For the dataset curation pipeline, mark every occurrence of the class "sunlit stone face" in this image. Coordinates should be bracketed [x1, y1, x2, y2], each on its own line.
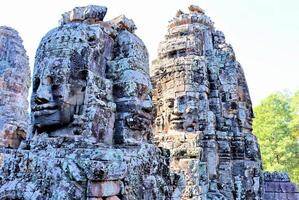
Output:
[156, 87, 200, 133]
[31, 56, 87, 132]
[114, 70, 153, 132]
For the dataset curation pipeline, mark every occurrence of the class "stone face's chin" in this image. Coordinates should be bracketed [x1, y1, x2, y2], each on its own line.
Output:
[33, 111, 63, 129]
[32, 101, 77, 131]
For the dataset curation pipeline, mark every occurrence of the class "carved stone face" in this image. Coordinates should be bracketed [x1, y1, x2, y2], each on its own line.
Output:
[114, 70, 153, 132]
[156, 88, 200, 133]
[31, 56, 86, 132]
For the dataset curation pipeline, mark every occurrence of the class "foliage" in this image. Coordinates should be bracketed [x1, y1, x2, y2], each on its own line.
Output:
[253, 91, 299, 185]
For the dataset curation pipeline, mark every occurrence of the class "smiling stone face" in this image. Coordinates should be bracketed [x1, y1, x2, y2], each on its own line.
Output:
[155, 87, 202, 133]
[31, 56, 87, 132]
[30, 19, 116, 141]
[169, 93, 199, 131]
[152, 54, 209, 135]
[107, 26, 153, 144]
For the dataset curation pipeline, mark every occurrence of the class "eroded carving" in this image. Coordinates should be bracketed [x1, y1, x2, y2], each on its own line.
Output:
[31, 9, 115, 143]
[152, 5, 263, 199]
[0, 5, 173, 200]
[107, 16, 153, 144]
[0, 26, 30, 149]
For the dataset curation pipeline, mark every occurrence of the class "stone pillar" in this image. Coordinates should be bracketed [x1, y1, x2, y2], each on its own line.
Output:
[0, 26, 30, 149]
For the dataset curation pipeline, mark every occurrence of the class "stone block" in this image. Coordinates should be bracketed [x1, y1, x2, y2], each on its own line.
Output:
[106, 196, 120, 200]
[87, 181, 121, 197]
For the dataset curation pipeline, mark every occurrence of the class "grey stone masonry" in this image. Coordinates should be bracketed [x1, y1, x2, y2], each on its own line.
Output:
[152, 5, 263, 200]
[263, 172, 299, 200]
[0, 26, 30, 149]
[0, 4, 298, 200]
[0, 5, 173, 200]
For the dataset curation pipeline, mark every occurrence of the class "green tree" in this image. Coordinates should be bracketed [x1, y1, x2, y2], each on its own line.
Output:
[253, 91, 299, 184]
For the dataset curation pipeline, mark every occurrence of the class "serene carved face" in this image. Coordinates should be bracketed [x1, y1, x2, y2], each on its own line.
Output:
[157, 89, 200, 132]
[31, 57, 87, 132]
[114, 70, 153, 132]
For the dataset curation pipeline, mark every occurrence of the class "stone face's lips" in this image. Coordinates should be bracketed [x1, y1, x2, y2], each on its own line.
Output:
[170, 115, 184, 124]
[170, 119, 184, 124]
[32, 103, 58, 116]
[32, 102, 58, 111]
[33, 109, 58, 117]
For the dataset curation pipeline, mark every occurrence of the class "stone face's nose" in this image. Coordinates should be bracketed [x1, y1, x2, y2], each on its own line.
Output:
[141, 95, 153, 113]
[35, 84, 53, 104]
[173, 99, 184, 115]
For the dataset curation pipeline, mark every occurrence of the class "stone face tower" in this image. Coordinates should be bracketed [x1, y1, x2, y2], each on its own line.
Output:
[0, 4, 297, 200]
[0, 26, 30, 149]
[152, 5, 263, 199]
[0, 6, 172, 200]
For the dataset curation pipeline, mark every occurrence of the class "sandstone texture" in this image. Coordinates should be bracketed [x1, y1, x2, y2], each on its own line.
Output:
[263, 172, 299, 200]
[0, 4, 298, 200]
[0, 5, 172, 200]
[151, 6, 263, 200]
[0, 26, 30, 149]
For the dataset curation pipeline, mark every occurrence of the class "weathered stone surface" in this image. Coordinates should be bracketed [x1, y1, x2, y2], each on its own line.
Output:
[0, 4, 297, 200]
[107, 15, 152, 144]
[0, 26, 30, 149]
[0, 5, 172, 200]
[263, 172, 299, 200]
[0, 146, 125, 199]
[61, 5, 108, 25]
[106, 196, 121, 200]
[152, 5, 263, 199]
[87, 180, 121, 197]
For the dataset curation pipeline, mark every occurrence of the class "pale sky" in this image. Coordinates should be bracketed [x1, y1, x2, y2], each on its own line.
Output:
[0, 0, 298, 105]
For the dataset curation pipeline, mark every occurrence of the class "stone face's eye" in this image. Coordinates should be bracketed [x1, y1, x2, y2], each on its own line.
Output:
[88, 36, 96, 43]
[166, 99, 174, 108]
[33, 77, 40, 91]
[178, 96, 185, 104]
[51, 84, 59, 91]
[159, 100, 163, 106]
